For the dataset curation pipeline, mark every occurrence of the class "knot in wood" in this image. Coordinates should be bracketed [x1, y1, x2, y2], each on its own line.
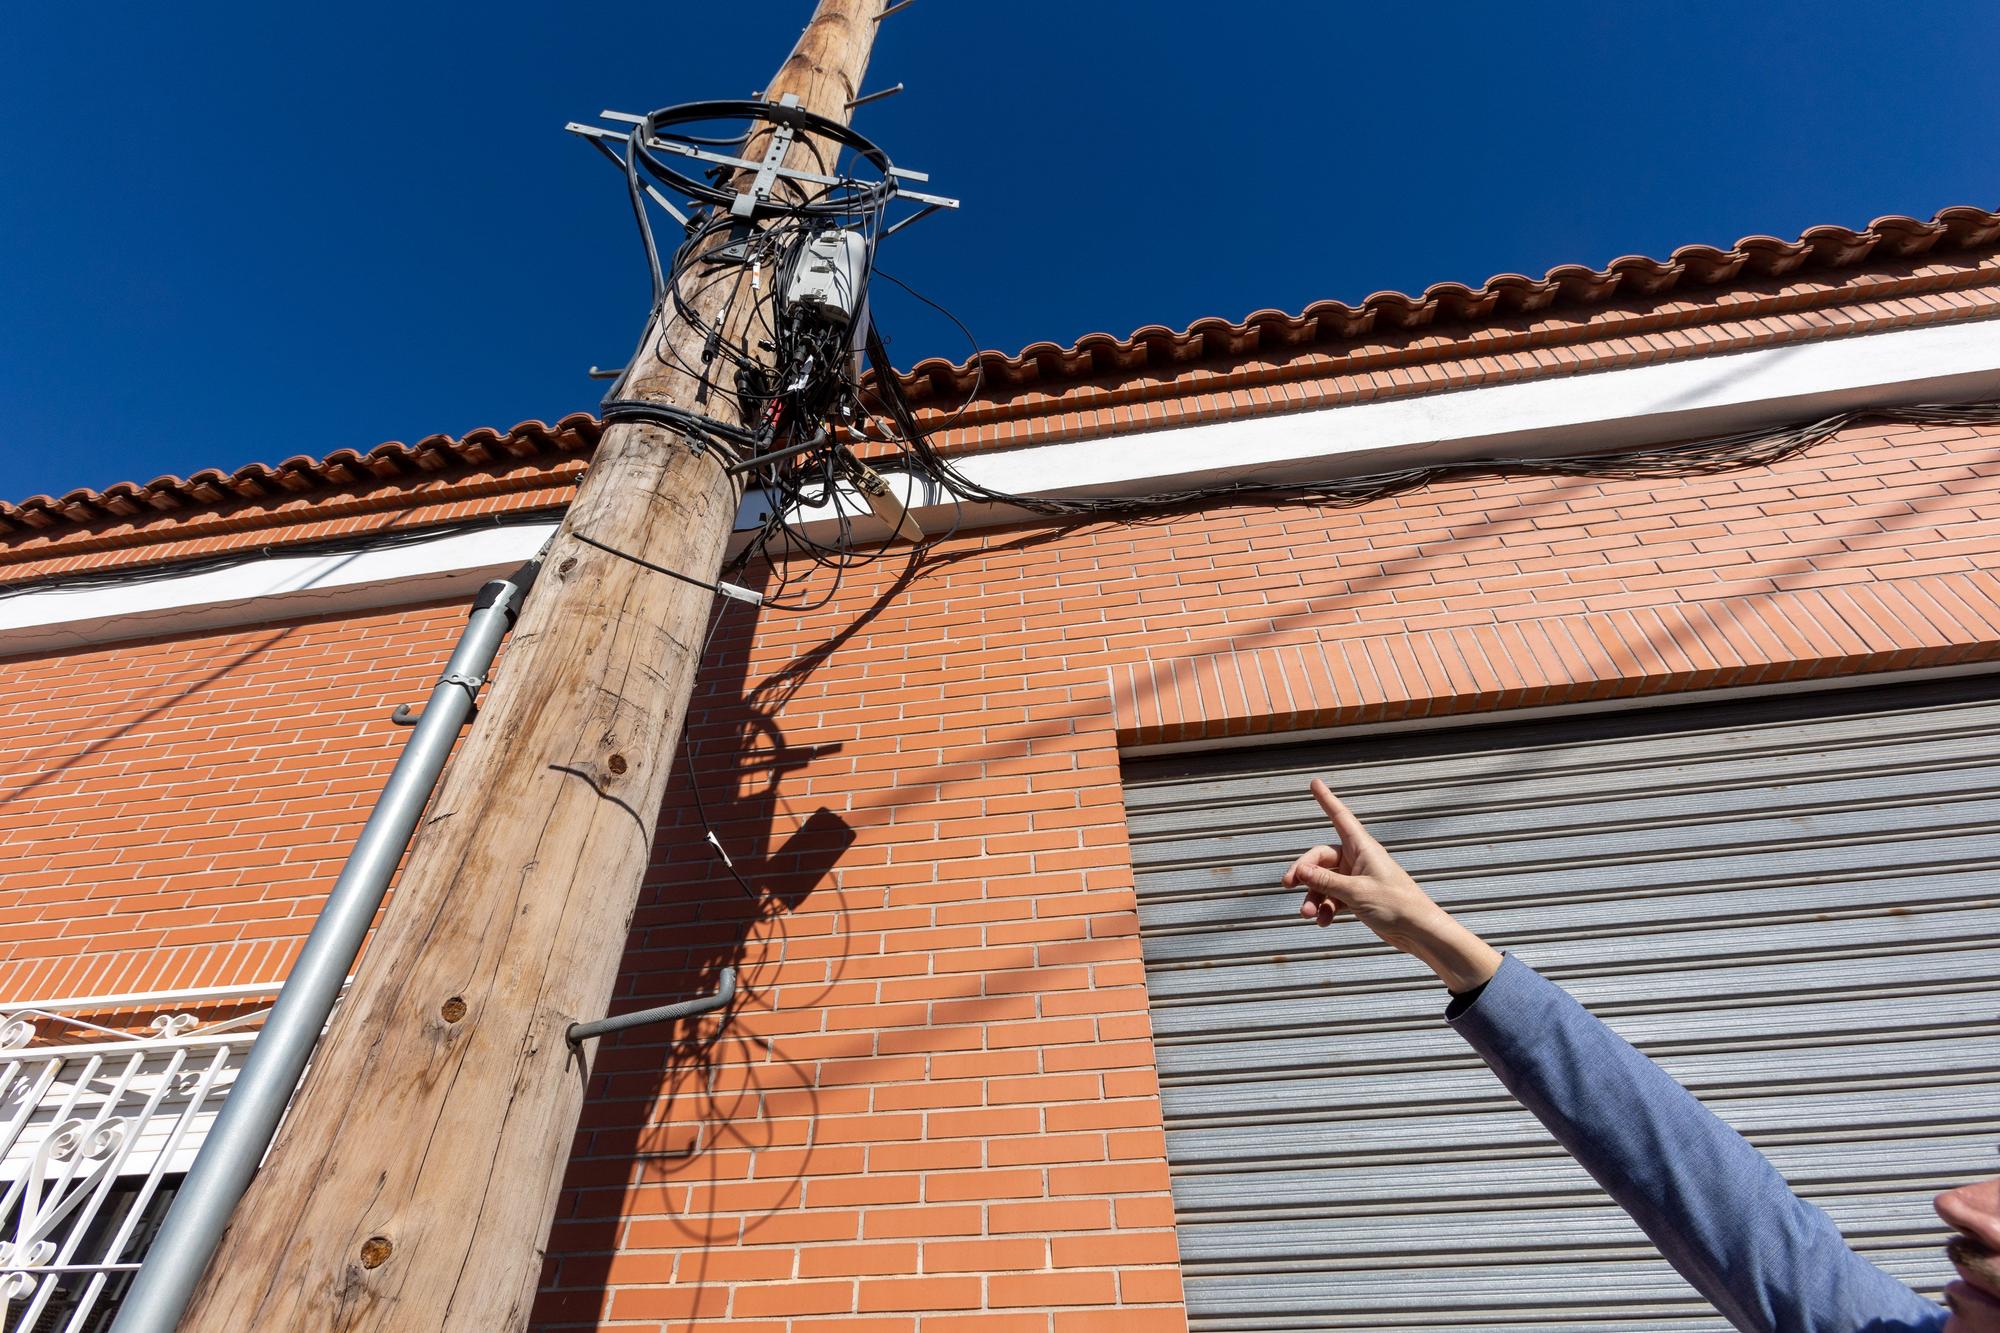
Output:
[440, 997, 467, 1024]
[359, 1236, 393, 1269]
[606, 754, 629, 776]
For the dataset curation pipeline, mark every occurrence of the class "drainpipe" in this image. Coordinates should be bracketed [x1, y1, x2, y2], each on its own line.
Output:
[110, 549, 544, 1333]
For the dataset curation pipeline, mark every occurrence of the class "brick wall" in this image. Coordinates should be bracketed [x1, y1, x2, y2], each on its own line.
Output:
[0, 603, 472, 999]
[3, 415, 1999, 1331]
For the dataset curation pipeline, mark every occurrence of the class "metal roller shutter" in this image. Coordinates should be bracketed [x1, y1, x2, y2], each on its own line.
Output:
[1124, 674, 2000, 1331]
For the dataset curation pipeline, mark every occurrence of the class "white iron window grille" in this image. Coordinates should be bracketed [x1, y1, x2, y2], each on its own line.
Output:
[0, 981, 284, 1333]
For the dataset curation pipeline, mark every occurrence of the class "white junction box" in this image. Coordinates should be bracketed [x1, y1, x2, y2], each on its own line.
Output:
[784, 230, 870, 325]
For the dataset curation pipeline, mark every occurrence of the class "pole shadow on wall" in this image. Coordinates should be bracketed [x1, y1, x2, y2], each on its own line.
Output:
[525, 549, 932, 1328]
[524, 519, 1123, 1327]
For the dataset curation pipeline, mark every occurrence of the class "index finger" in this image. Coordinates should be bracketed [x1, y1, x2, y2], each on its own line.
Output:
[1310, 778, 1369, 849]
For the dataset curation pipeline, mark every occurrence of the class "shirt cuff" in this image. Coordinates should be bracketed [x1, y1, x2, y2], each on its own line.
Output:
[1444, 977, 1491, 1021]
[1442, 951, 1546, 1037]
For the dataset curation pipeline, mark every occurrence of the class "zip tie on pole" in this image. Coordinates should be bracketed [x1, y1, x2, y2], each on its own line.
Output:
[705, 830, 734, 866]
[571, 532, 764, 605]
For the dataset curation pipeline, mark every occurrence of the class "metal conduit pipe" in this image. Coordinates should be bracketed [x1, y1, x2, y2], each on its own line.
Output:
[567, 965, 737, 1043]
[110, 551, 544, 1333]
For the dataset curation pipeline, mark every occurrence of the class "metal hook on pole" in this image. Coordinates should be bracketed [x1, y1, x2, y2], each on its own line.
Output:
[566, 967, 737, 1045]
[845, 82, 904, 110]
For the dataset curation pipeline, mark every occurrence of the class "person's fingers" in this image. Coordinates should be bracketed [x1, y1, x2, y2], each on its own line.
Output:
[1948, 1236, 2000, 1299]
[1939, 1179, 2000, 1251]
[1295, 858, 1363, 900]
[1284, 846, 1334, 891]
[1944, 1276, 2000, 1330]
[1310, 778, 1371, 852]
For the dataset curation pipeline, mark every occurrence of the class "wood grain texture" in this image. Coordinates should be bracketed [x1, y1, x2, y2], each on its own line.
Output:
[175, 3, 884, 1328]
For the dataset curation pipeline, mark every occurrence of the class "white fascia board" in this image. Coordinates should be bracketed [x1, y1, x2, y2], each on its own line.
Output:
[0, 521, 559, 658]
[739, 315, 2000, 546]
[10, 316, 2000, 654]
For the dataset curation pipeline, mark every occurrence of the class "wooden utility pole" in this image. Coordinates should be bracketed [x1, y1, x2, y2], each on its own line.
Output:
[175, 4, 887, 1328]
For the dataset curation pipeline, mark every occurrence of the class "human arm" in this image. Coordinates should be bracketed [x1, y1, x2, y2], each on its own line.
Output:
[1287, 779, 1948, 1333]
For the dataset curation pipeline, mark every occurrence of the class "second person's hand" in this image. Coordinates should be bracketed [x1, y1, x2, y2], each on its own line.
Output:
[1285, 778, 1502, 994]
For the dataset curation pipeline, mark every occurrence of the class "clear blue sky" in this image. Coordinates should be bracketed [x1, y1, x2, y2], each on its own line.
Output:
[4, 1, 1996, 502]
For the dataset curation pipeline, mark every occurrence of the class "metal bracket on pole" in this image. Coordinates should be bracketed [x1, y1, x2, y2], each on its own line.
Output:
[567, 966, 736, 1045]
[732, 93, 802, 219]
[568, 107, 960, 214]
[389, 670, 489, 726]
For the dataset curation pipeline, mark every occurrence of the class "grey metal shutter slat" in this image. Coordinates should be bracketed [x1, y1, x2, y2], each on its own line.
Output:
[1122, 690, 2000, 813]
[1162, 992, 1997, 1081]
[1135, 769, 2000, 893]
[1167, 1133, 1986, 1215]
[1152, 951, 2000, 1037]
[1138, 826, 2000, 899]
[1127, 732, 2000, 837]
[1127, 674, 2000, 1331]
[1167, 1080, 1998, 1147]
[1142, 872, 2000, 963]
[1176, 1193, 1952, 1261]
[1159, 1035, 1994, 1122]
[1142, 903, 1991, 1004]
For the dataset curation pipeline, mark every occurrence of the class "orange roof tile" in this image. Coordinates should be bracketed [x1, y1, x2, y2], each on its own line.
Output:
[7, 206, 1998, 534]
[894, 207, 2000, 402]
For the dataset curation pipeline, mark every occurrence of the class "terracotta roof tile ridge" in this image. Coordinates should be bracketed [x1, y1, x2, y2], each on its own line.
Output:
[2, 413, 603, 535]
[8, 205, 1999, 534]
[892, 205, 2000, 401]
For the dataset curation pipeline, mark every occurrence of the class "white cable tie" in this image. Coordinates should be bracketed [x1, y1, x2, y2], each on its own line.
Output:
[705, 830, 735, 867]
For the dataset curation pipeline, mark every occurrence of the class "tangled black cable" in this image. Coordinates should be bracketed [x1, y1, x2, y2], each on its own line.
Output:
[586, 101, 2000, 610]
[589, 100, 918, 617]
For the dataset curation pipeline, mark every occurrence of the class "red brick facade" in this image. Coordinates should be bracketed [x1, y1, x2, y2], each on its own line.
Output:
[5, 251, 2000, 1329]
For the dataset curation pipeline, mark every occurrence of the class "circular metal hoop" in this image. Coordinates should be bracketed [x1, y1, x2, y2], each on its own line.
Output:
[634, 99, 899, 218]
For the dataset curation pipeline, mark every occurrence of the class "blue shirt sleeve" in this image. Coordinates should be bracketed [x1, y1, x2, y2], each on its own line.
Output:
[1446, 954, 1946, 1333]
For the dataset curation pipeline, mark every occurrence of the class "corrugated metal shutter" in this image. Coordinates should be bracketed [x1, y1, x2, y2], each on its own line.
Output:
[1124, 674, 2000, 1331]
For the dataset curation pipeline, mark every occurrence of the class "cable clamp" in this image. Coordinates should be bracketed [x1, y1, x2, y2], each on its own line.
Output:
[389, 670, 489, 726]
[572, 532, 764, 606]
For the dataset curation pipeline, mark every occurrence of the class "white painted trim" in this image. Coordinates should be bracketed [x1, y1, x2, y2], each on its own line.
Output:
[1115, 661, 2000, 760]
[0, 979, 291, 1012]
[9, 315, 2000, 653]
[0, 521, 558, 658]
[747, 315, 2000, 546]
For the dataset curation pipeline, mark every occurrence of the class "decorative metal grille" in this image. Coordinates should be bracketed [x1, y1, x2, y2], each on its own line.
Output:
[0, 982, 279, 1333]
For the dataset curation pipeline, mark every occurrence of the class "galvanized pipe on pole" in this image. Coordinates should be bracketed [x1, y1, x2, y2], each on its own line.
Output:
[109, 555, 541, 1333]
[162, 7, 886, 1329]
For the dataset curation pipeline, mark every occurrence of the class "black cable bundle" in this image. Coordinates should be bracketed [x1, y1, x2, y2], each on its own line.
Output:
[858, 286, 2000, 521]
[587, 99, 2000, 604]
